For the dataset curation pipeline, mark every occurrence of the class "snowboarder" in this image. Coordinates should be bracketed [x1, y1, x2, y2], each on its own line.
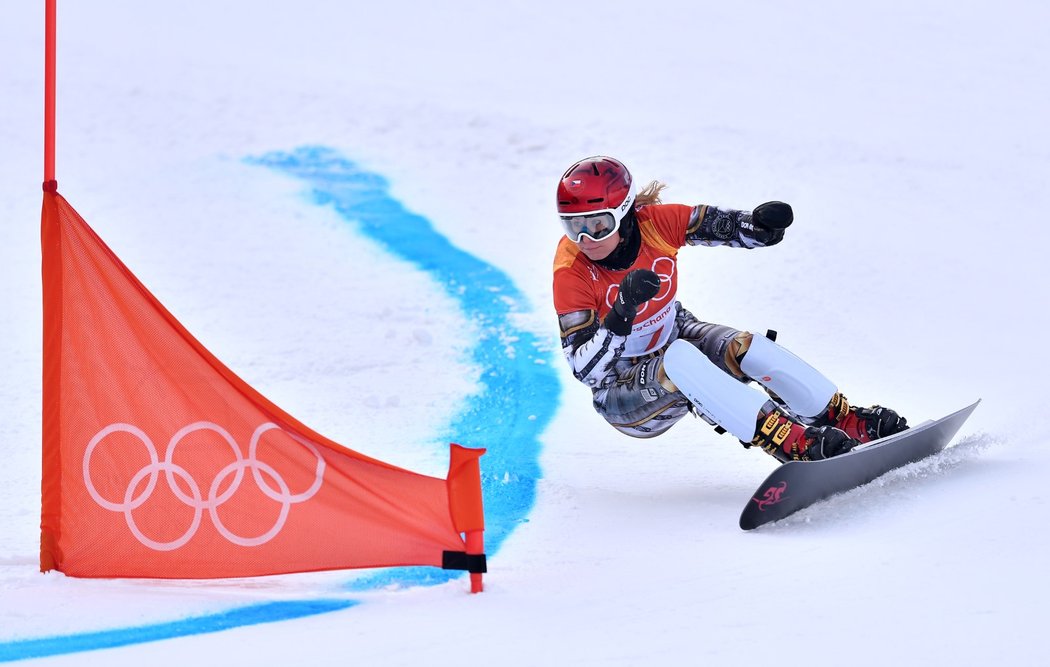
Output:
[552, 156, 908, 462]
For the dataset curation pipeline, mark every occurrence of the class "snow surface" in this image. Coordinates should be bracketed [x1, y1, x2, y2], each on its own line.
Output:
[2, 0, 1049, 664]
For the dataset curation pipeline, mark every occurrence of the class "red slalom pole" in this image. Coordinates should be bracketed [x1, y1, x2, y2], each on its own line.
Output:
[466, 530, 484, 593]
[44, 0, 57, 192]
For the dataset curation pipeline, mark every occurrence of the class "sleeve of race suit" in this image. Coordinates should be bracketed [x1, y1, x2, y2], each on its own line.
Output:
[557, 310, 626, 388]
[684, 205, 783, 248]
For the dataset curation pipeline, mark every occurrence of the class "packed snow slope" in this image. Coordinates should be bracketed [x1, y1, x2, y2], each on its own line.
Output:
[1, 0, 1048, 665]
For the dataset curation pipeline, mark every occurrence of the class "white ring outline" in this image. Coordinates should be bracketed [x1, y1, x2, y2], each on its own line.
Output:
[84, 423, 159, 512]
[605, 255, 677, 317]
[124, 461, 203, 551]
[82, 421, 326, 551]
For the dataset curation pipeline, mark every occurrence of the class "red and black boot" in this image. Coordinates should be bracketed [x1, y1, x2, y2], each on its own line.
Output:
[751, 404, 859, 463]
[816, 393, 908, 444]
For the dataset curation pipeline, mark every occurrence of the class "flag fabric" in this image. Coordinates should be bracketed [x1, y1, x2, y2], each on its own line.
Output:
[40, 192, 485, 579]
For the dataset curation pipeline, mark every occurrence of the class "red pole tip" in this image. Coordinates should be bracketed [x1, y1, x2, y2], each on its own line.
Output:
[44, 0, 57, 184]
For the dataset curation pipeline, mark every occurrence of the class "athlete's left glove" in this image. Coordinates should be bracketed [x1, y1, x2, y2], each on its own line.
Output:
[604, 269, 661, 336]
[746, 201, 793, 246]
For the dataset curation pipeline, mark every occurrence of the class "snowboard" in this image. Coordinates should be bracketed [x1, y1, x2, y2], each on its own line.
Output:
[739, 400, 980, 530]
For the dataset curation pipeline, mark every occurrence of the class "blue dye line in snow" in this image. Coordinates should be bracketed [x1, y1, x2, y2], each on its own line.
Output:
[0, 148, 557, 662]
[0, 600, 357, 663]
[249, 146, 559, 589]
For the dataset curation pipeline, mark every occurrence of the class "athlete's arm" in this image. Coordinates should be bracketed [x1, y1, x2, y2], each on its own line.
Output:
[685, 201, 793, 248]
[557, 310, 625, 388]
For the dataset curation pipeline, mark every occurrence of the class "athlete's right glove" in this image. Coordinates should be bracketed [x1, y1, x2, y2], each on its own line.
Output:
[604, 269, 661, 336]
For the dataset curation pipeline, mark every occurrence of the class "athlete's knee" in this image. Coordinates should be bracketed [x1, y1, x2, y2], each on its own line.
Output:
[609, 415, 684, 439]
[593, 370, 691, 438]
[675, 320, 749, 379]
[603, 396, 691, 438]
[725, 331, 754, 380]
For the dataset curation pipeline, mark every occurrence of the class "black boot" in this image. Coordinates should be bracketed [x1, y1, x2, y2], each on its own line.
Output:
[813, 393, 908, 443]
[752, 406, 860, 463]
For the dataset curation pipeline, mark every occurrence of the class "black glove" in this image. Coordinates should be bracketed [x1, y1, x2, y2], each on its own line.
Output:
[748, 201, 793, 246]
[603, 269, 661, 336]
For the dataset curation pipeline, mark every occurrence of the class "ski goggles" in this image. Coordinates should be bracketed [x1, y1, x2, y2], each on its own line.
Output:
[560, 210, 624, 243]
[559, 181, 637, 243]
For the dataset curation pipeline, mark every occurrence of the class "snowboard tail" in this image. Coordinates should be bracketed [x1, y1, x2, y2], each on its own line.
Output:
[739, 400, 980, 530]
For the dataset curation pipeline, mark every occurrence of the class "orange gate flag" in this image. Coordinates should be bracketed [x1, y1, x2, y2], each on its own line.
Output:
[40, 192, 486, 582]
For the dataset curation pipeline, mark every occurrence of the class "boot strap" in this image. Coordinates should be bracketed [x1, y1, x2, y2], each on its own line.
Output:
[751, 410, 795, 462]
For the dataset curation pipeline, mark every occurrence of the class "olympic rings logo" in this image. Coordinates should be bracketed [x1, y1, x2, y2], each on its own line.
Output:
[83, 421, 325, 551]
[606, 256, 676, 316]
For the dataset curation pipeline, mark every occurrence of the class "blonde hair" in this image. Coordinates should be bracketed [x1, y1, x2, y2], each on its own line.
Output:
[635, 180, 667, 207]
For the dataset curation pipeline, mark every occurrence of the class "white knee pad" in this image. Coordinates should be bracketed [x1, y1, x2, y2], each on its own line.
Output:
[664, 340, 768, 442]
[739, 334, 837, 418]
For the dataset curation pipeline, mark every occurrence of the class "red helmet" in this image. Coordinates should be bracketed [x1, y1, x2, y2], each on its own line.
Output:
[556, 156, 636, 242]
